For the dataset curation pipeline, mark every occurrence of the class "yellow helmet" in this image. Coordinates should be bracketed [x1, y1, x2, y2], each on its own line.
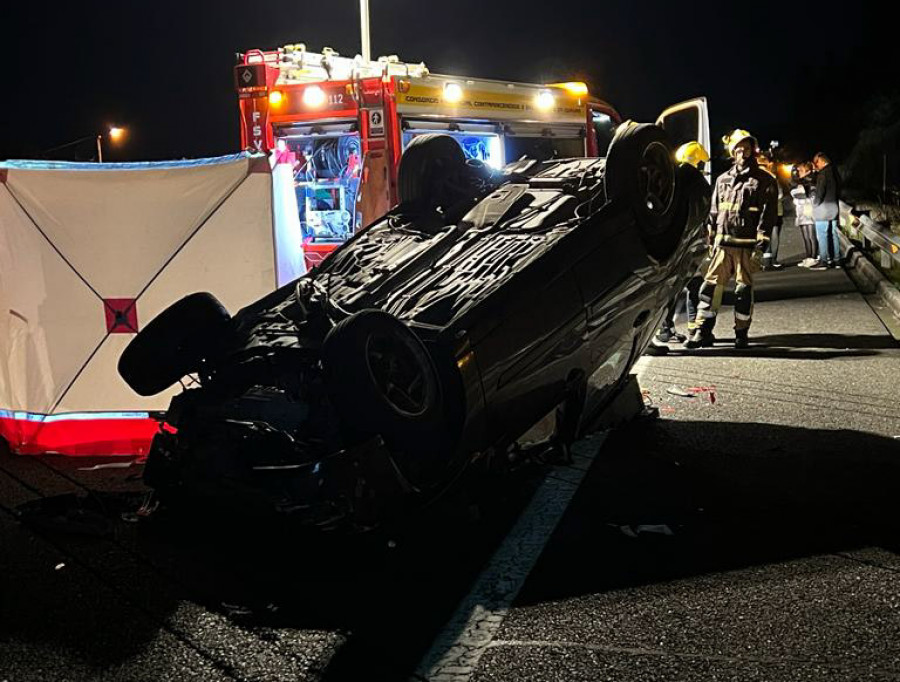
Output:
[675, 141, 710, 168]
[722, 129, 758, 157]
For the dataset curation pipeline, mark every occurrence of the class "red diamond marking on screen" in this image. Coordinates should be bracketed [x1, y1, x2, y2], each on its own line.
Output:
[104, 299, 139, 334]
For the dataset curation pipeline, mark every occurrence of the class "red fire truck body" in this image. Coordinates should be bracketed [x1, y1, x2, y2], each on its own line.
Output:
[235, 45, 623, 270]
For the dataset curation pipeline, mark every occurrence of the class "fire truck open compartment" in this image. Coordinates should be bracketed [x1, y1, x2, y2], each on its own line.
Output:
[401, 120, 503, 169]
[400, 120, 588, 167]
[502, 123, 587, 162]
[273, 122, 362, 243]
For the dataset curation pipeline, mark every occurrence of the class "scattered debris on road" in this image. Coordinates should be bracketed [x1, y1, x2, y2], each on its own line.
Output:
[666, 385, 718, 403]
[614, 523, 676, 538]
[687, 385, 718, 403]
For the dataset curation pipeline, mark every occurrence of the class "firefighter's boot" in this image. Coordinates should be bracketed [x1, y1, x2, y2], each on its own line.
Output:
[734, 328, 750, 349]
[684, 328, 715, 349]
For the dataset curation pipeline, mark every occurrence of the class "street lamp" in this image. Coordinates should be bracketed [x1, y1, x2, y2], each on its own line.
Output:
[41, 126, 127, 162]
[360, 0, 371, 60]
[96, 126, 126, 163]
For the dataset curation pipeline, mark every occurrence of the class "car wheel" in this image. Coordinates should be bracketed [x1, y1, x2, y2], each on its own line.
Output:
[605, 122, 679, 259]
[397, 134, 467, 211]
[118, 292, 231, 396]
[322, 310, 449, 478]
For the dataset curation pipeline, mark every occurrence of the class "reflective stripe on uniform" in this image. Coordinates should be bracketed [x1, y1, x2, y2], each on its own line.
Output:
[696, 281, 725, 332]
[734, 282, 754, 326]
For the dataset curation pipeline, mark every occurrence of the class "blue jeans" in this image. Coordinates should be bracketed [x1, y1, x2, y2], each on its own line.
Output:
[815, 219, 842, 264]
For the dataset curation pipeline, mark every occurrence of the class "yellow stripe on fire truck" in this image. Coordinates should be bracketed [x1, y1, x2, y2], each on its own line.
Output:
[396, 83, 585, 123]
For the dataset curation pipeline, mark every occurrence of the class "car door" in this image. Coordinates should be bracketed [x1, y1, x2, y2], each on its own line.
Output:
[656, 97, 711, 183]
[575, 99, 711, 424]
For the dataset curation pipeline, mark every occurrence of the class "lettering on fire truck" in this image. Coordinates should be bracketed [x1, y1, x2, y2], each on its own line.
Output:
[251, 111, 263, 151]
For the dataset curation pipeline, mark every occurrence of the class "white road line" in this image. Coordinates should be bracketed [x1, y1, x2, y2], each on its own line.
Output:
[487, 640, 825, 666]
[414, 431, 609, 681]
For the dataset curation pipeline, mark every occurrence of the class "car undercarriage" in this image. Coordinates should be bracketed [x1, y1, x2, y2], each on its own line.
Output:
[119, 124, 711, 530]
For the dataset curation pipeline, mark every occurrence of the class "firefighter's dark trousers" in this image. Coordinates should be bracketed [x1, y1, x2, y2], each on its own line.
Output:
[696, 246, 759, 332]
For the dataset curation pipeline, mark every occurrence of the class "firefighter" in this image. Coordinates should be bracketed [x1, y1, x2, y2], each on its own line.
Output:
[676, 142, 712, 341]
[676, 140, 711, 171]
[685, 129, 778, 350]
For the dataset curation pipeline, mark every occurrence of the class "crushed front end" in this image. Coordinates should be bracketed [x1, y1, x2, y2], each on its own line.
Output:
[137, 279, 428, 531]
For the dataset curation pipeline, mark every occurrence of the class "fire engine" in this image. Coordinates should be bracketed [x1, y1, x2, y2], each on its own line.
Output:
[235, 44, 709, 270]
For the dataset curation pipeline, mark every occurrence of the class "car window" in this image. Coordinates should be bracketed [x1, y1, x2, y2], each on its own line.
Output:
[658, 106, 700, 149]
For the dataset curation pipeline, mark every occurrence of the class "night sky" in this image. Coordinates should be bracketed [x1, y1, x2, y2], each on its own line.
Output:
[1, 0, 888, 164]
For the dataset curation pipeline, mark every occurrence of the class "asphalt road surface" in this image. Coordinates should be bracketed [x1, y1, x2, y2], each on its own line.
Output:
[2, 222, 899, 681]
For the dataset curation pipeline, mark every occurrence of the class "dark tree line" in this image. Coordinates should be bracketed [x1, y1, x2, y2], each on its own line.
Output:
[843, 91, 900, 203]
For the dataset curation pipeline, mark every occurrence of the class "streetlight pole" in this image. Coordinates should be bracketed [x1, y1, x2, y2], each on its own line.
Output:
[38, 127, 124, 161]
[360, 0, 371, 61]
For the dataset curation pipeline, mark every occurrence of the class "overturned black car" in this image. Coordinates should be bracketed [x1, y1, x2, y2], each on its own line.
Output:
[120, 122, 711, 530]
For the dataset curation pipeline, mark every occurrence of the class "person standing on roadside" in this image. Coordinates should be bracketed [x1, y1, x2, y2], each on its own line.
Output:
[791, 162, 819, 266]
[765, 181, 784, 269]
[810, 152, 843, 269]
[686, 130, 778, 350]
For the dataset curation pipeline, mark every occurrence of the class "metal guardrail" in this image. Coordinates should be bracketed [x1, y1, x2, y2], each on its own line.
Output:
[840, 201, 900, 274]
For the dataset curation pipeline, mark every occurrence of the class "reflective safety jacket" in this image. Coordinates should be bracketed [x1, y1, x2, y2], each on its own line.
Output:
[708, 160, 778, 248]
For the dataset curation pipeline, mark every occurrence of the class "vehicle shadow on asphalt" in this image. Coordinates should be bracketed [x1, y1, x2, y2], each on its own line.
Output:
[514, 418, 900, 607]
[748, 333, 899, 350]
[661, 330, 897, 359]
[135, 461, 551, 681]
[0, 497, 187, 673]
[0, 439, 550, 681]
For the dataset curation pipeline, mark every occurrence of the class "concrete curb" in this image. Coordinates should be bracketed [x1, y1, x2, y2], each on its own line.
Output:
[839, 230, 900, 321]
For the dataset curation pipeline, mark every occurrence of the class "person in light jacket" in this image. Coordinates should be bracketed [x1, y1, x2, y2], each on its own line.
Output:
[791, 162, 818, 267]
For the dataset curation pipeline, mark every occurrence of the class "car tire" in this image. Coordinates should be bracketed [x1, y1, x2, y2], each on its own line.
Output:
[605, 122, 679, 260]
[397, 134, 467, 211]
[118, 292, 231, 396]
[322, 310, 448, 476]
[676, 162, 712, 235]
[662, 162, 713, 258]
